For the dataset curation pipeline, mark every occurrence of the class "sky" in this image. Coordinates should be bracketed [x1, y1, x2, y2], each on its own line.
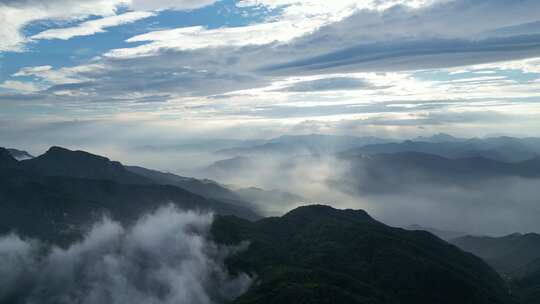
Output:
[1, 0, 540, 154]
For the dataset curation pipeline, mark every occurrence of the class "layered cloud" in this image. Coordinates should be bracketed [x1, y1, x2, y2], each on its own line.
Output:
[1, 0, 540, 145]
[15, 0, 538, 99]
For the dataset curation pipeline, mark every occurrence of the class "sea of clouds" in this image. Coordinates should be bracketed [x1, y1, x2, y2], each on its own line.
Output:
[0, 205, 252, 304]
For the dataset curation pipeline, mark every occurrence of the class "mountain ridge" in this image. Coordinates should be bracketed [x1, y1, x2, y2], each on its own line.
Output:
[212, 205, 513, 304]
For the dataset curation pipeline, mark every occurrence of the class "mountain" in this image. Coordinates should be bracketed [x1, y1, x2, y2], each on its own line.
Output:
[347, 137, 540, 163]
[513, 263, 540, 304]
[413, 133, 463, 143]
[451, 233, 540, 278]
[406, 224, 467, 241]
[0, 147, 18, 168]
[7, 148, 34, 160]
[20, 146, 151, 184]
[212, 205, 512, 304]
[126, 165, 243, 202]
[235, 187, 307, 215]
[20, 146, 256, 204]
[451, 233, 540, 304]
[136, 138, 265, 153]
[336, 152, 540, 194]
[205, 156, 255, 177]
[124, 166, 305, 216]
[0, 147, 259, 244]
[217, 134, 393, 157]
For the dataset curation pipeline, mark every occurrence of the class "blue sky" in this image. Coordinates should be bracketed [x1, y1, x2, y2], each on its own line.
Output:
[1, 0, 540, 154]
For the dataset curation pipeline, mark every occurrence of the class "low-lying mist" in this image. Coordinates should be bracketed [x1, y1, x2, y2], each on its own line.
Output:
[201, 153, 540, 236]
[0, 206, 252, 304]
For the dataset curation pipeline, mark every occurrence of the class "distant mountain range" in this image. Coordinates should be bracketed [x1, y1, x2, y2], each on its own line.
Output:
[207, 150, 540, 196]
[346, 136, 540, 163]
[204, 134, 540, 191]
[199, 134, 540, 239]
[337, 152, 540, 194]
[216, 134, 394, 156]
[211, 134, 540, 163]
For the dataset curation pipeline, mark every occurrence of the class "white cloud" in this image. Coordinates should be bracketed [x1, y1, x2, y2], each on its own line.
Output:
[108, 0, 409, 58]
[106, 21, 320, 58]
[32, 11, 156, 41]
[0, 0, 125, 52]
[0, 206, 252, 304]
[130, 0, 217, 11]
[466, 57, 540, 74]
[13, 64, 104, 85]
[0, 80, 43, 93]
[3, 0, 540, 138]
[107, 0, 440, 58]
[0, 0, 218, 52]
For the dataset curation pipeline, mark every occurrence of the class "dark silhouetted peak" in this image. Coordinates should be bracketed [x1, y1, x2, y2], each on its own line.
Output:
[0, 147, 18, 167]
[7, 148, 34, 161]
[22, 146, 150, 184]
[283, 204, 374, 225]
[43, 146, 110, 163]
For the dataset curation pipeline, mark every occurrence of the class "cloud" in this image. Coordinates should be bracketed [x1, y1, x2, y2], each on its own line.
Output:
[2, 0, 540, 140]
[13, 64, 105, 85]
[0, 205, 252, 304]
[279, 76, 388, 92]
[70, 0, 540, 103]
[107, 22, 317, 58]
[0, 0, 125, 52]
[106, 0, 396, 58]
[129, 0, 217, 11]
[263, 35, 540, 75]
[458, 57, 540, 74]
[258, 0, 540, 74]
[0, 80, 43, 93]
[32, 11, 156, 41]
[0, 0, 218, 52]
[0, 93, 45, 101]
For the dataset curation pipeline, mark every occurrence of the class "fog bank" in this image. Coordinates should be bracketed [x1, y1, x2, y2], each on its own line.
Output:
[0, 205, 252, 304]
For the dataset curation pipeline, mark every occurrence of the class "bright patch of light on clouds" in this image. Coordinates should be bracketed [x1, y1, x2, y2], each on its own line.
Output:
[130, 0, 217, 11]
[32, 11, 156, 41]
[13, 64, 104, 85]
[0, 0, 125, 52]
[450, 57, 540, 74]
[107, 0, 441, 58]
[106, 22, 321, 58]
[0, 0, 219, 52]
[0, 80, 43, 93]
